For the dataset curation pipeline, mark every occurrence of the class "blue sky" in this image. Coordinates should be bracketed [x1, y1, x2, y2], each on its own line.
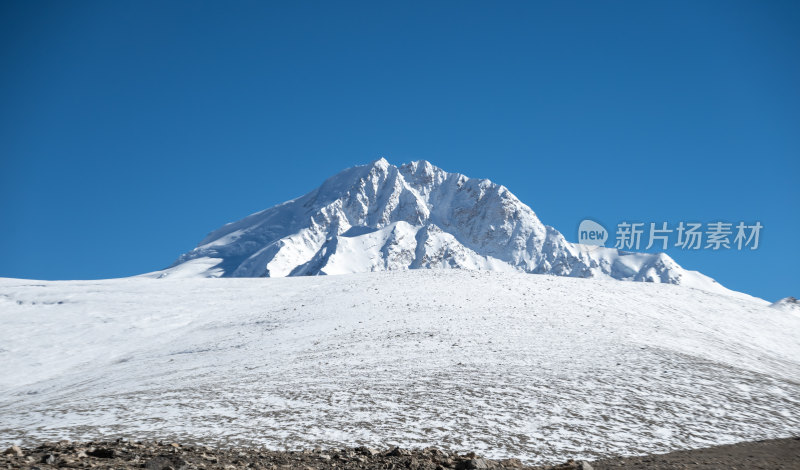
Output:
[1, 1, 797, 300]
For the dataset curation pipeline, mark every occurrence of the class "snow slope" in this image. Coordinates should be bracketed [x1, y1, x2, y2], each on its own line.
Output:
[771, 296, 800, 316]
[161, 159, 728, 294]
[1, 271, 797, 464]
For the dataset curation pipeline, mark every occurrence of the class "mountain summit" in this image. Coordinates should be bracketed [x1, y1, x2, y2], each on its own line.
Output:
[161, 158, 724, 291]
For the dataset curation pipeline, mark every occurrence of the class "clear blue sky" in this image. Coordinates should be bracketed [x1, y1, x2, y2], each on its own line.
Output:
[1, 1, 797, 300]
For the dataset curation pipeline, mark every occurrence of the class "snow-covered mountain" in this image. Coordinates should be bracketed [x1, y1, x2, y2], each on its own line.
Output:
[161, 159, 725, 292]
[770, 296, 800, 314]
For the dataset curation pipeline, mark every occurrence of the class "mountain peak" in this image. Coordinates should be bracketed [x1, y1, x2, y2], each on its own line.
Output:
[369, 156, 390, 169]
[403, 159, 436, 171]
[160, 159, 731, 295]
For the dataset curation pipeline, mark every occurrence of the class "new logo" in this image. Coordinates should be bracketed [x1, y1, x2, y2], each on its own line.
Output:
[578, 219, 608, 249]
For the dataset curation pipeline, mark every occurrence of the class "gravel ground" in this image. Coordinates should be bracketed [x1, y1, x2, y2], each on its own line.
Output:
[2, 437, 798, 470]
[590, 436, 800, 469]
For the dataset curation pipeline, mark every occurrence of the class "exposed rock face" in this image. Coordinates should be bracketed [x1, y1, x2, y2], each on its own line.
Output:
[161, 159, 724, 292]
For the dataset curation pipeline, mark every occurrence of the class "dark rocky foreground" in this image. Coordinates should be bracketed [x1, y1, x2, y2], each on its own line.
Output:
[2, 438, 799, 470]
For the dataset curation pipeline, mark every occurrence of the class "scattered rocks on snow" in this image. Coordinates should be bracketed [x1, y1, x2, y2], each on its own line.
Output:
[458, 457, 491, 469]
[1, 437, 798, 469]
[3, 445, 23, 457]
[144, 455, 187, 470]
[86, 446, 116, 458]
[0, 440, 557, 470]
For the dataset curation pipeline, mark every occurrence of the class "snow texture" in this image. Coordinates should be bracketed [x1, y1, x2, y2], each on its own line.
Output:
[160, 159, 730, 295]
[770, 297, 800, 316]
[1, 270, 797, 464]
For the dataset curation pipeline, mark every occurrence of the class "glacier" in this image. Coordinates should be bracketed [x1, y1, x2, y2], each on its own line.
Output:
[160, 158, 726, 294]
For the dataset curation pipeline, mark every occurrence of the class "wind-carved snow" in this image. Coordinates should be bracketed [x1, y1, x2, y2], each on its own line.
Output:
[770, 296, 800, 316]
[159, 159, 727, 294]
[0, 271, 797, 464]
